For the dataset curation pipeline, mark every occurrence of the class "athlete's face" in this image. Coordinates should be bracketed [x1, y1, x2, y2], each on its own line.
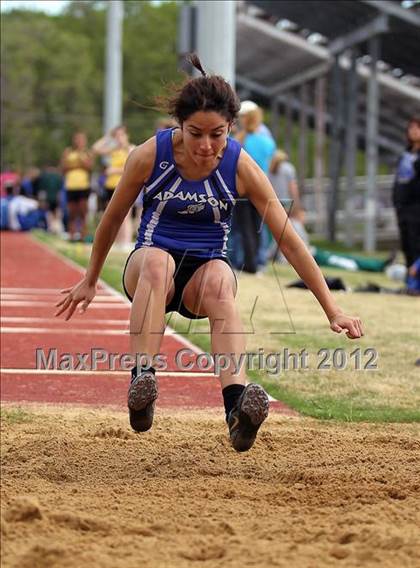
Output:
[182, 111, 230, 167]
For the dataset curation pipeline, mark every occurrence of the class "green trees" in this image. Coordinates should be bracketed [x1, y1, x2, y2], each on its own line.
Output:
[1, 1, 180, 169]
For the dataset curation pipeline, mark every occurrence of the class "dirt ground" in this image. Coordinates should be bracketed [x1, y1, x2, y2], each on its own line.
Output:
[1, 406, 419, 568]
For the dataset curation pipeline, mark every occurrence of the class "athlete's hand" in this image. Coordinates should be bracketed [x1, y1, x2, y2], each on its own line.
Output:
[329, 313, 364, 339]
[54, 278, 97, 321]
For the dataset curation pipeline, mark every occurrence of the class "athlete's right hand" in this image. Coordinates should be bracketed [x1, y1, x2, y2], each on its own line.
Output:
[54, 278, 97, 321]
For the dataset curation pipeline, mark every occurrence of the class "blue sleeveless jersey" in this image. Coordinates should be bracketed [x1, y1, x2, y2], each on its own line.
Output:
[135, 128, 241, 258]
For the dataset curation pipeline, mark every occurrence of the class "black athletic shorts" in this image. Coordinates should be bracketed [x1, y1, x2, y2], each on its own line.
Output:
[122, 247, 236, 320]
[67, 189, 91, 203]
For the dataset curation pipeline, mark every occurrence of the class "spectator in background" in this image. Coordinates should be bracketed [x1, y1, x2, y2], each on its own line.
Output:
[35, 165, 64, 234]
[236, 104, 276, 172]
[232, 102, 275, 273]
[392, 116, 420, 273]
[0, 185, 47, 232]
[61, 131, 93, 242]
[92, 125, 135, 250]
[239, 100, 274, 140]
[96, 164, 108, 214]
[269, 149, 309, 261]
[20, 167, 40, 197]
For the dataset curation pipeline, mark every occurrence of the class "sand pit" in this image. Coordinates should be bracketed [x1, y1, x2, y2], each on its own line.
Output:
[1, 406, 419, 567]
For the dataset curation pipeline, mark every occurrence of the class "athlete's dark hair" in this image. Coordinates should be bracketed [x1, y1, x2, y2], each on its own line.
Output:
[164, 54, 240, 125]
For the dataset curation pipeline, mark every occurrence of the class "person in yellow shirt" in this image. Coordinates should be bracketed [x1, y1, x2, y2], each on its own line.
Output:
[93, 125, 135, 204]
[93, 125, 135, 249]
[60, 131, 93, 242]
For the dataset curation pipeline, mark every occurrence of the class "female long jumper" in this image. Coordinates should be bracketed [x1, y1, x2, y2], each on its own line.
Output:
[55, 55, 363, 452]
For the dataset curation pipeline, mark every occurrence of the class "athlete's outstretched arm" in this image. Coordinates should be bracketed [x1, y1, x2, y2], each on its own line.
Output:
[236, 150, 363, 339]
[55, 137, 156, 320]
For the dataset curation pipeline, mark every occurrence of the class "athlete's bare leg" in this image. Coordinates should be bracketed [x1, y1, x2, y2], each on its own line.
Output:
[183, 259, 269, 451]
[123, 247, 175, 364]
[182, 260, 246, 388]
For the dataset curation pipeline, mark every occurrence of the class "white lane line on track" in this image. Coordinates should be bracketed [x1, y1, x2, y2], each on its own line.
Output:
[1, 294, 123, 302]
[1, 287, 112, 295]
[1, 317, 129, 325]
[0, 317, 203, 339]
[2, 301, 129, 309]
[1, 327, 129, 335]
[1, 368, 216, 377]
[1, 287, 77, 294]
[32, 237, 204, 356]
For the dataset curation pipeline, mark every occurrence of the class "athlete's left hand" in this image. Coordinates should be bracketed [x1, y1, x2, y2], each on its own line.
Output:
[329, 313, 364, 339]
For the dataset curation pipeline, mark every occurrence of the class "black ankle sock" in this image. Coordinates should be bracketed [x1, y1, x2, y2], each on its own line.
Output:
[222, 384, 246, 422]
[131, 365, 156, 383]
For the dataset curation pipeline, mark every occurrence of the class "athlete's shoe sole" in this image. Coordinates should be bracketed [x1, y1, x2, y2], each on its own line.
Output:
[127, 371, 158, 432]
[228, 383, 269, 452]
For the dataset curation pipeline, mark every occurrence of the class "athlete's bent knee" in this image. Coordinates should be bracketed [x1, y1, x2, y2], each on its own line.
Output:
[140, 262, 172, 290]
[202, 275, 235, 305]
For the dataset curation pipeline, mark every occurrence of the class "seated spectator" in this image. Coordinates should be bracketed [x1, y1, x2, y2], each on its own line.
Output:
[0, 186, 47, 232]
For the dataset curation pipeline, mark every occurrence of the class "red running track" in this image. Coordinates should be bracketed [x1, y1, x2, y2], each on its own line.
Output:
[0, 232, 296, 414]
